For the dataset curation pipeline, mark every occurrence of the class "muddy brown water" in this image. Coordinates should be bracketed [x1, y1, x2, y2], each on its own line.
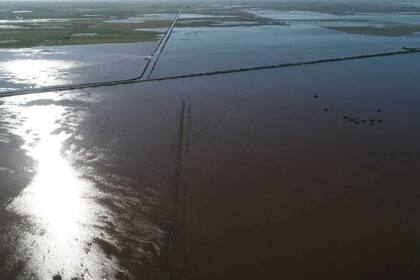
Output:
[0, 52, 420, 279]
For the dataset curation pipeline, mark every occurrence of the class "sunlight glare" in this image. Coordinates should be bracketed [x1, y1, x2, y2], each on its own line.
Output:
[7, 103, 98, 278]
[0, 59, 77, 87]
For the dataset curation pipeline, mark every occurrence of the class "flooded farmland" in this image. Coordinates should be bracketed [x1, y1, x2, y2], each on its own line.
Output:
[1, 1, 420, 280]
[1, 52, 420, 279]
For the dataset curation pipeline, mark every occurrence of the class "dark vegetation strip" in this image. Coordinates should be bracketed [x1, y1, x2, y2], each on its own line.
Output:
[165, 99, 188, 280]
[1, 48, 419, 98]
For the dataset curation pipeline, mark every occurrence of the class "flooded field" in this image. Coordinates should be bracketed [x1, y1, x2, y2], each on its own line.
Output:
[1, 1, 420, 279]
[1, 52, 420, 279]
[152, 7, 420, 77]
[2, 3, 419, 91]
[152, 24, 420, 77]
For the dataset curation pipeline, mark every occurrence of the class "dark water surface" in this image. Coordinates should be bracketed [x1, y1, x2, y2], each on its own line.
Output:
[0, 52, 419, 279]
[152, 23, 420, 78]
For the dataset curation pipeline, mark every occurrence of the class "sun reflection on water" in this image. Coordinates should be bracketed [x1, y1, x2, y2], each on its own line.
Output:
[0, 59, 77, 88]
[6, 101, 102, 279]
[1, 92, 164, 279]
[18, 132, 85, 242]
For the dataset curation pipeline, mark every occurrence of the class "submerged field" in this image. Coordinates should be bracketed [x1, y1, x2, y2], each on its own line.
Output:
[2, 1, 420, 93]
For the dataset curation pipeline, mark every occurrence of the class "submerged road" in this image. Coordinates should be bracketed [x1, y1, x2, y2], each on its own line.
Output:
[0, 47, 419, 98]
[135, 7, 183, 81]
[141, 8, 183, 80]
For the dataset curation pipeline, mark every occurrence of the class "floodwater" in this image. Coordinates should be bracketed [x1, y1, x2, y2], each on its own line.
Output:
[0, 42, 155, 93]
[152, 24, 420, 78]
[2, 9, 419, 92]
[1, 52, 420, 279]
[1, 6, 420, 280]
